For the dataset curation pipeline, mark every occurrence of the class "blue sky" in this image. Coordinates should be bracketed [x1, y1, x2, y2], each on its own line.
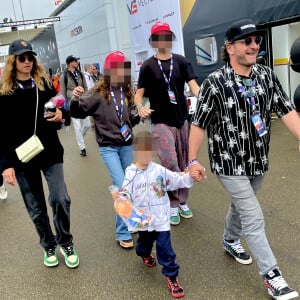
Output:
[1, 0, 57, 22]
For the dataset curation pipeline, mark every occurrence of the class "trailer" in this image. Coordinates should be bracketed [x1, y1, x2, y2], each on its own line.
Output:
[183, 0, 300, 99]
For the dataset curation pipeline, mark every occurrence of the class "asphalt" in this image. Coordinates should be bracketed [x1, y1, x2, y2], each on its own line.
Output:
[0, 119, 299, 300]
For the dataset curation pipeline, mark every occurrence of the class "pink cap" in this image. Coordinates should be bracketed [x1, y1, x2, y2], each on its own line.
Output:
[104, 51, 126, 69]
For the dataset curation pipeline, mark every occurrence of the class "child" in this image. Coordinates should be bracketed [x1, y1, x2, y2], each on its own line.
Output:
[120, 131, 194, 298]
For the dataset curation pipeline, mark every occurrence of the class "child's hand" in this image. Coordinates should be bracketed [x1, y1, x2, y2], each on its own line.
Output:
[111, 191, 118, 200]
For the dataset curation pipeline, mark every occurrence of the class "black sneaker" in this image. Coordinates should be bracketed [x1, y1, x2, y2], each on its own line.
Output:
[166, 277, 185, 298]
[80, 149, 87, 156]
[263, 269, 299, 300]
[223, 239, 252, 265]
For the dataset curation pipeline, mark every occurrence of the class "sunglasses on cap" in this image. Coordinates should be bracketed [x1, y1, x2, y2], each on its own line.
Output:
[17, 54, 35, 62]
[234, 36, 263, 46]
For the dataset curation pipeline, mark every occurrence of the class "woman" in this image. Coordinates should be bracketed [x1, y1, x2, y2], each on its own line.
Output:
[70, 51, 138, 249]
[0, 39, 79, 268]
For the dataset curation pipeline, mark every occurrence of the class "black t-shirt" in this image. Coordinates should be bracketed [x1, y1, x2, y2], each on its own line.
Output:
[137, 53, 197, 127]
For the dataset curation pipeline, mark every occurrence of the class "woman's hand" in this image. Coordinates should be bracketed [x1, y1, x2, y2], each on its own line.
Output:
[73, 86, 84, 98]
[2, 168, 16, 186]
[45, 108, 62, 122]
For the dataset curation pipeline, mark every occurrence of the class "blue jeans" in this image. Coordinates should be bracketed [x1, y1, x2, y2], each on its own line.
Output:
[16, 163, 73, 250]
[136, 230, 179, 278]
[99, 145, 133, 241]
[218, 175, 278, 275]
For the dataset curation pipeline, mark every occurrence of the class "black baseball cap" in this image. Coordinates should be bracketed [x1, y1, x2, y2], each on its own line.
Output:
[225, 19, 265, 43]
[9, 39, 37, 56]
[66, 55, 80, 65]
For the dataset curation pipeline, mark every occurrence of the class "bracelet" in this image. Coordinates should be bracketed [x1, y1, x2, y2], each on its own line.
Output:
[71, 96, 79, 102]
[188, 159, 198, 166]
[136, 104, 143, 110]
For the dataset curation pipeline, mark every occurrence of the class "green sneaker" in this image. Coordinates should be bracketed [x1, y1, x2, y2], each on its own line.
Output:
[179, 204, 193, 219]
[44, 248, 59, 267]
[60, 245, 79, 268]
[170, 207, 180, 225]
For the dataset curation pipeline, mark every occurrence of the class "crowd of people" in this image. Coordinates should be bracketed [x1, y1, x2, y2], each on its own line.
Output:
[0, 19, 299, 300]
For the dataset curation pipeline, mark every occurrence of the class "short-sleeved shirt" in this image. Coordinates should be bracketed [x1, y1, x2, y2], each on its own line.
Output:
[191, 63, 294, 176]
[137, 53, 197, 128]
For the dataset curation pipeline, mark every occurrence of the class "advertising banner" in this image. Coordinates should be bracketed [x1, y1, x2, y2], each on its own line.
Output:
[126, 0, 183, 80]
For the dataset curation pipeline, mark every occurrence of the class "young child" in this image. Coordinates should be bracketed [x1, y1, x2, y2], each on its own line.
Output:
[120, 131, 194, 298]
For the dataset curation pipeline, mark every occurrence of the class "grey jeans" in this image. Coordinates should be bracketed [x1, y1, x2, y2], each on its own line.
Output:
[16, 163, 73, 250]
[217, 175, 277, 275]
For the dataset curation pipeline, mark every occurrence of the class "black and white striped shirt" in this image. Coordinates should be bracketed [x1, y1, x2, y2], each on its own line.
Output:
[192, 63, 294, 176]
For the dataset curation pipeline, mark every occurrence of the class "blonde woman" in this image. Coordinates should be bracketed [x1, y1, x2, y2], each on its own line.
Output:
[0, 39, 79, 269]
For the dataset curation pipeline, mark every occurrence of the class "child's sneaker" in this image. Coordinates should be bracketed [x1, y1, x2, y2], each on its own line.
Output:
[43, 247, 58, 267]
[170, 207, 180, 225]
[118, 239, 134, 249]
[179, 204, 193, 219]
[142, 255, 156, 267]
[223, 239, 252, 265]
[166, 277, 185, 298]
[263, 269, 299, 300]
[0, 184, 8, 200]
[60, 244, 79, 268]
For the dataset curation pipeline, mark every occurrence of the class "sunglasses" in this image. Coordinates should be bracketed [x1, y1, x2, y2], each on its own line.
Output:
[235, 36, 263, 46]
[18, 54, 34, 62]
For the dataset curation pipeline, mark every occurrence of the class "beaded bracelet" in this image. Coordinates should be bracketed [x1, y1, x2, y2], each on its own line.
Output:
[188, 159, 198, 167]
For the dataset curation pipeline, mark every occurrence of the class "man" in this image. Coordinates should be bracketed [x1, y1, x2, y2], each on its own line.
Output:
[135, 21, 200, 225]
[60, 55, 89, 156]
[84, 64, 96, 90]
[189, 19, 299, 300]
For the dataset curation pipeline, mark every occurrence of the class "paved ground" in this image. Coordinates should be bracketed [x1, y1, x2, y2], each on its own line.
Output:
[0, 119, 299, 300]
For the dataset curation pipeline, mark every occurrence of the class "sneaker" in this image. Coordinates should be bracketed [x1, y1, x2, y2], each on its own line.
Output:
[263, 269, 299, 300]
[43, 248, 59, 267]
[166, 277, 185, 298]
[179, 204, 193, 219]
[223, 239, 252, 265]
[118, 239, 134, 249]
[170, 207, 180, 225]
[142, 255, 156, 267]
[60, 245, 79, 268]
[0, 184, 8, 200]
[80, 149, 87, 156]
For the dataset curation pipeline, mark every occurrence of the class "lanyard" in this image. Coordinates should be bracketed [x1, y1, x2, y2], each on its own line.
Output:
[110, 86, 124, 121]
[156, 54, 173, 90]
[236, 80, 256, 113]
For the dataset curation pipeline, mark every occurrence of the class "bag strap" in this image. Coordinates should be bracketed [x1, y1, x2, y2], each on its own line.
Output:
[34, 86, 38, 135]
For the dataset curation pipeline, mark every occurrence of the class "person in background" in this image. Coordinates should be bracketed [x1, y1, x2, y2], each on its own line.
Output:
[0, 39, 79, 268]
[189, 19, 299, 300]
[0, 170, 8, 200]
[120, 131, 194, 298]
[70, 51, 139, 249]
[134, 21, 200, 226]
[92, 65, 101, 83]
[84, 64, 96, 90]
[60, 55, 90, 157]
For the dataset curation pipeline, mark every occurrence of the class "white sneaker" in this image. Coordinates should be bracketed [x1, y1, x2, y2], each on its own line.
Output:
[0, 184, 8, 200]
